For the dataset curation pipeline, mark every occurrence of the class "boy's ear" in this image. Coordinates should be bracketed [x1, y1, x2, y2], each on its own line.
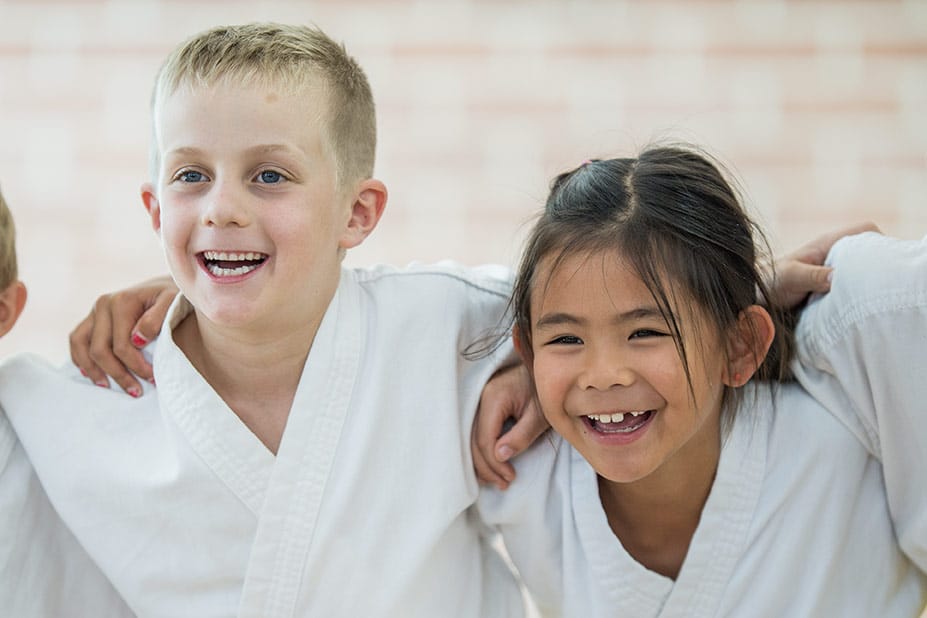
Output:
[723, 304, 775, 387]
[0, 280, 27, 338]
[141, 182, 161, 233]
[339, 179, 387, 250]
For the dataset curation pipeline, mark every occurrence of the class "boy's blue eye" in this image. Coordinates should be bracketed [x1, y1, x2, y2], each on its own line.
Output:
[179, 170, 205, 183]
[257, 170, 283, 184]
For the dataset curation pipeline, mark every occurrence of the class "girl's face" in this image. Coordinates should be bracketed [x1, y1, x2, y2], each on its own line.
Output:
[527, 250, 728, 485]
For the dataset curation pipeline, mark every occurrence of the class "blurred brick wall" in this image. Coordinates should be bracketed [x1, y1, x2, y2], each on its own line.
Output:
[0, 0, 925, 363]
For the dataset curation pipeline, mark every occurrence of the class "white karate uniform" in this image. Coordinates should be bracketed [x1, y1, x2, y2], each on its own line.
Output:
[480, 232, 927, 617]
[0, 412, 134, 617]
[0, 263, 525, 618]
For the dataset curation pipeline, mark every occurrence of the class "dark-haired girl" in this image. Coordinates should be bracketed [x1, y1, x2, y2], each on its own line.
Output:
[480, 145, 926, 616]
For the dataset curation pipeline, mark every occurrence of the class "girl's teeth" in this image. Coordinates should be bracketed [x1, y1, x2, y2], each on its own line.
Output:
[587, 411, 648, 423]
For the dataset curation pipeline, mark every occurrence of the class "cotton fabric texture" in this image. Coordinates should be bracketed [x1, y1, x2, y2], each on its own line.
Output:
[480, 232, 927, 617]
[0, 263, 523, 618]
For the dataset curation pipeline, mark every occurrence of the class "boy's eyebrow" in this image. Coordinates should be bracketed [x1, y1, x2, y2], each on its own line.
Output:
[164, 146, 205, 158]
[534, 306, 666, 330]
[243, 144, 302, 156]
[165, 144, 300, 158]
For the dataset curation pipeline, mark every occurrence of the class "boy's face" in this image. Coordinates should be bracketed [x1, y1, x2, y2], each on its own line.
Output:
[143, 81, 355, 333]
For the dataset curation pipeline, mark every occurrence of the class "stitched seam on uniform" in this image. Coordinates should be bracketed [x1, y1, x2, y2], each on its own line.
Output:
[355, 267, 512, 301]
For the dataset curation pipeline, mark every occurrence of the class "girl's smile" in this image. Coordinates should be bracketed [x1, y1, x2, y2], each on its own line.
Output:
[581, 409, 655, 444]
[527, 249, 726, 487]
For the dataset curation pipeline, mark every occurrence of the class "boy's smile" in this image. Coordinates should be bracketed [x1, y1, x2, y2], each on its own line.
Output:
[528, 250, 725, 487]
[142, 80, 352, 338]
[199, 251, 269, 279]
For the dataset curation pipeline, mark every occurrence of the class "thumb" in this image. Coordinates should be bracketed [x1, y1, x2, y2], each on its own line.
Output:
[790, 262, 834, 295]
[495, 400, 549, 462]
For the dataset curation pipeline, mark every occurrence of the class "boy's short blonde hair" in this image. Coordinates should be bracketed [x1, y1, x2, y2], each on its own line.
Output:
[151, 23, 376, 190]
[0, 187, 18, 290]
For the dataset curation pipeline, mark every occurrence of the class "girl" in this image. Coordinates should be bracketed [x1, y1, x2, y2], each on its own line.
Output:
[480, 145, 926, 616]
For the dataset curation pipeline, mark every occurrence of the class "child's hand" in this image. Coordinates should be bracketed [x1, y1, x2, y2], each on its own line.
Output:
[771, 222, 881, 309]
[471, 363, 549, 490]
[69, 276, 177, 397]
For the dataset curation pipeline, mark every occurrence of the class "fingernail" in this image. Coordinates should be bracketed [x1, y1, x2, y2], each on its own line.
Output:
[131, 332, 148, 347]
[127, 387, 141, 398]
[496, 445, 514, 462]
[826, 268, 834, 283]
[95, 380, 109, 388]
[79, 368, 87, 377]
[147, 377, 156, 386]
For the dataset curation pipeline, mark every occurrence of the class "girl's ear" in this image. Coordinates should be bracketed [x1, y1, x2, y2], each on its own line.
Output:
[339, 179, 387, 250]
[512, 326, 534, 366]
[723, 305, 775, 387]
[141, 183, 161, 233]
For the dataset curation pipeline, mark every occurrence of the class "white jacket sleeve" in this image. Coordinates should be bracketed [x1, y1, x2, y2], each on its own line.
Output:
[790, 231, 927, 573]
[0, 410, 135, 617]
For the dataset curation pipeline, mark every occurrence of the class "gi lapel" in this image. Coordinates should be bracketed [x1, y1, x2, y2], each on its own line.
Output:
[237, 270, 363, 617]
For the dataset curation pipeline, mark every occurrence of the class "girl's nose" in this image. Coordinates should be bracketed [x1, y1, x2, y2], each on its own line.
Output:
[578, 348, 635, 391]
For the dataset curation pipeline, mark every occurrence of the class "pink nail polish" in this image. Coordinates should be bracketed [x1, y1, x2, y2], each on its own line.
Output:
[127, 387, 141, 398]
[131, 332, 148, 347]
[95, 380, 109, 388]
[79, 368, 87, 377]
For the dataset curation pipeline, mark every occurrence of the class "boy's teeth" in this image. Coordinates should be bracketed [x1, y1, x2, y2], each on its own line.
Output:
[206, 263, 261, 277]
[203, 251, 265, 261]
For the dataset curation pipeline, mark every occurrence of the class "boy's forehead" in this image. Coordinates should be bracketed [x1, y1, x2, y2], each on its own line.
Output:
[152, 78, 331, 147]
[147, 77, 341, 187]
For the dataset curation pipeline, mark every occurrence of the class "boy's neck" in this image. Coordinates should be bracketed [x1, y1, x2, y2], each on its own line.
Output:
[597, 418, 721, 581]
[172, 303, 327, 456]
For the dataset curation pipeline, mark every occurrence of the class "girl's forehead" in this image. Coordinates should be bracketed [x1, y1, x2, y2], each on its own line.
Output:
[534, 249, 634, 289]
[528, 247, 701, 326]
[530, 249, 642, 309]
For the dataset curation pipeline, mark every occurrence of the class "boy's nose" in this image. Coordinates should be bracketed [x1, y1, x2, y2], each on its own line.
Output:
[201, 183, 250, 227]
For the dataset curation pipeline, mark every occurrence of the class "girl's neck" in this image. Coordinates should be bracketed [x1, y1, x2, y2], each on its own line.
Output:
[597, 413, 722, 580]
[173, 309, 323, 455]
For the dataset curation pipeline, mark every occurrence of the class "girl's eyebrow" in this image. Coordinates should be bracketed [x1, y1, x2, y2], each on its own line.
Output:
[534, 312, 582, 330]
[534, 306, 666, 330]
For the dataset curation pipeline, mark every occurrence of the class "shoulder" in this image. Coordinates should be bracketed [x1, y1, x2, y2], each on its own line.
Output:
[0, 353, 74, 386]
[0, 352, 116, 413]
[479, 431, 569, 524]
[766, 383, 863, 452]
[348, 261, 513, 301]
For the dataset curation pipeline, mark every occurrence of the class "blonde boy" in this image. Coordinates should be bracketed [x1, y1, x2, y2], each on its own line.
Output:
[0, 24, 524, 617]
[0, 189, 26, 338]
[0, 188, 132, 616]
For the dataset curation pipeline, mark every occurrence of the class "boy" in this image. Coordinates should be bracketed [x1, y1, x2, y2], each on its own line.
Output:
[0, 24, 526, 617]
[0, 187, 133, 616]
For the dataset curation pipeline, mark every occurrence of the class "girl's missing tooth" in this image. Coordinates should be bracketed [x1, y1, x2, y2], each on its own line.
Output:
[480, 145, 926, 616]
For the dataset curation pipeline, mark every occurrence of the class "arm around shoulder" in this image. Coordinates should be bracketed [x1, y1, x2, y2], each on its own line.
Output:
[791, 231, 927, 572]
